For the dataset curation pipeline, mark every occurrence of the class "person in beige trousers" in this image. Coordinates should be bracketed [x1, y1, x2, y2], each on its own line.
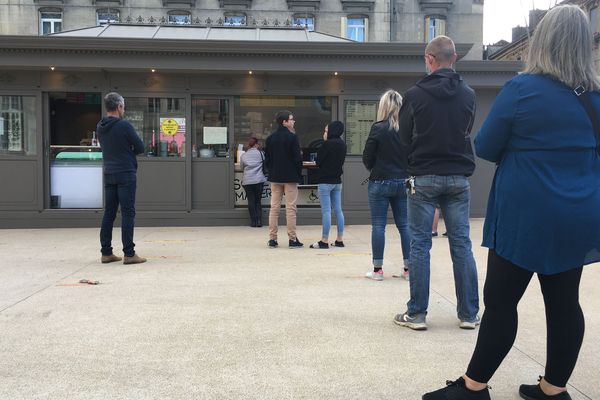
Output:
[264, 110, 304, 248]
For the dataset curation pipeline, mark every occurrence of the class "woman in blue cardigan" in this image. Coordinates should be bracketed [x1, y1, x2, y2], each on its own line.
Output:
[423, 5, 600, 400]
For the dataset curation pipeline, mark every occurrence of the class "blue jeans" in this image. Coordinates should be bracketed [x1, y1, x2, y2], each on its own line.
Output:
[100, 172, 137, 257]
[367, 179, 411, 267]
[318, 183, 344, 239]
[407, 175, 479, 321]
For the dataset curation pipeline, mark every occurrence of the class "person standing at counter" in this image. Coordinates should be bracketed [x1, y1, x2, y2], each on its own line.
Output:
[265, 110, 304, 249]
[240, 137, 267, 227]
[97, 92, 147, 265]
[310, 121, 346, 249]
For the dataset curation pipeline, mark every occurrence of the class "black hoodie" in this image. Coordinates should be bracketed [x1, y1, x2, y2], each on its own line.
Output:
[398, 68, 476, 177]
[316, 121, 347, 184]
[96, 117, 145, 174]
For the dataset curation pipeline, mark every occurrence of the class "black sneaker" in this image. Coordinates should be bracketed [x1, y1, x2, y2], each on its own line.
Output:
[268, 239, 278, 248]
[423, 377, 491, 400]
[309, 241, 329, 249]
[519, 377, 572, 400]
[289, 238, 304, 248]
[330, 240, 345, 247]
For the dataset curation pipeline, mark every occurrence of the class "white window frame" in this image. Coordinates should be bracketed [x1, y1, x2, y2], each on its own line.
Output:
[224, 13, 247, 26]
[39, 11, 62, 35]
[96, 9, 120, 26]
[344, 16, 368, 42]
[293, 14, 315, 31]
[425, 16, 446, 42]
[168, 11, 191, 25]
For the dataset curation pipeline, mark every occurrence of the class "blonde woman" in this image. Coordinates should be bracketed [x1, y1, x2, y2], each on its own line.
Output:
[424, 5, 600, 400]
[362, 89, 410, 281]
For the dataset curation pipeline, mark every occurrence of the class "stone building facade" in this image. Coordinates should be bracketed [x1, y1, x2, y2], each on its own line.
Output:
[0, 0, 484, 59]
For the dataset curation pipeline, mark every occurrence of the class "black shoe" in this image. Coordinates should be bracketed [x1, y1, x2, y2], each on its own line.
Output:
[423, 377, 490, 400]
[309, 240, 329, 249]
[519, 377, 572, 400]
[330, 240, 345, 247]
[256, 219, 262, 227]
[250, 220, 257, 227]
[432, 232, 439, 237]
[442, 232, 448, 237]
[268, 239, 278, 248]
[289, 238, 304, 248]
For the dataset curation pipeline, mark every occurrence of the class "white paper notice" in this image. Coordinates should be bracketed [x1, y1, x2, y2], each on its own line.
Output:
[203, 127, 228, 144]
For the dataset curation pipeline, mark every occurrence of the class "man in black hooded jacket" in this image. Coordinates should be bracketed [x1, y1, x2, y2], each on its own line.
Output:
[394, 36, 480, 332]
[97, 92, 146, 265]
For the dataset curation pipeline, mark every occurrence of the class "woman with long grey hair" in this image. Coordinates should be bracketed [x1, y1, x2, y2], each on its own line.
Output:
[362, 89, 411, 281]
[423, 5, 600, 400]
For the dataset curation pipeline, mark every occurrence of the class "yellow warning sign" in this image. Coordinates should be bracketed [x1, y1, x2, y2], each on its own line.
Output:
[160, 119, 179, 136]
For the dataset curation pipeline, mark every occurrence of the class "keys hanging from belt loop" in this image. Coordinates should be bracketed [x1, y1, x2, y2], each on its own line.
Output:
[407, 177, 416, 194]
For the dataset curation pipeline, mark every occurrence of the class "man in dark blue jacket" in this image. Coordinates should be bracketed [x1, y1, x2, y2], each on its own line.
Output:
[264, 110, 303, 248]
[395, 36, 479, 331]
[97, 92, 146, 264]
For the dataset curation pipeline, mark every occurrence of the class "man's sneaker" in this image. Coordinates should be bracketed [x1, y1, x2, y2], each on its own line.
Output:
[289, 238, 304, 248]
[394, 312, 427, 330]
[123, 253, 147, 265]
[459, 316, 481, 330]
[101, 254, 122, 264]
[268, 239, 278, 248]
[519, 377, 572, 400]
[401, 268, 410, 281]
[423, 377, 491, 400]
[365, 270, 384, 281]
[331, 240, 345, 247]
[432, 231, 439, 237]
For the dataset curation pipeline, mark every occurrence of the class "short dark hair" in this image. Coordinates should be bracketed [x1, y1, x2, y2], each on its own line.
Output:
[275, 110, 293, 127]
[104, 92, 124, 112]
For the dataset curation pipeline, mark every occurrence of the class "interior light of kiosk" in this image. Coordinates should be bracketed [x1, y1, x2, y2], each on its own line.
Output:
[50, 66, 55, 71]
[334, 72, 338, 76]
[248, 71, 253, 75]
[151, 69, 156, 73]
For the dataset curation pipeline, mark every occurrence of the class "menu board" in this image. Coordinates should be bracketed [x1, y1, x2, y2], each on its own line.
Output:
[345, 100, 378, 155]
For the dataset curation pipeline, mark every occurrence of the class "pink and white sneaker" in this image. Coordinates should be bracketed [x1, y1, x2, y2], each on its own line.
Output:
[365, 269, 384, 281]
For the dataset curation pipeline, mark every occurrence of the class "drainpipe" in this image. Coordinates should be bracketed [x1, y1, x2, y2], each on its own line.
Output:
[389, 0, 396, 42]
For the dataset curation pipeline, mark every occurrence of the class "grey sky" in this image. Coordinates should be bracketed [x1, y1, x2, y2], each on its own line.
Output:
[484, 0, 559, 44]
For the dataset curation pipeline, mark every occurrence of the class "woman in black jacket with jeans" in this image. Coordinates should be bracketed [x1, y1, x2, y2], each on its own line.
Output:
[310, 121, 347, 249]
[362, 90, 411, 281]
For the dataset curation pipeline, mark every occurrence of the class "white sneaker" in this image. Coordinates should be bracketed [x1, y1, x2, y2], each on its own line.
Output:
[365, 270, 384, 281]
[459, 316, 481, 330]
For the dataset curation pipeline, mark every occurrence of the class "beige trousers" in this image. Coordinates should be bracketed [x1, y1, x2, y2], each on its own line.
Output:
[268, 182, 299, 241]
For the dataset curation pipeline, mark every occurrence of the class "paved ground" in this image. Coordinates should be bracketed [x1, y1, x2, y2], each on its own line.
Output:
[0, 220, 598, 400]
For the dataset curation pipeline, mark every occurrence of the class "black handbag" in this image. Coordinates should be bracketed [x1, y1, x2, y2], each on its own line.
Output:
[574, 85, 600, 155]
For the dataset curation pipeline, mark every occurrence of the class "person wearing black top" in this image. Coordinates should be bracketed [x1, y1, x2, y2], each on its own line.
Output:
[309, 121, 347, 249]
[362, 90, 411, 281]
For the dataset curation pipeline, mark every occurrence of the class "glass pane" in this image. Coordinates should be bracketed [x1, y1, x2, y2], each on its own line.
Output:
[293, 17, 314, 31]
[344, 100, 378, 155]
[0, 96, 37, 156]
[224, 15, 246, 26]
[233, 96, 334, 162]
[41, 13, 62, 19]
[42, 21, 51, 35]
[192, 98, 229, 158]
[168, 14, 190, 24]
[97, 12, 119, 25]
[125, 97, 186, 158]
[54, 22, 62, 33]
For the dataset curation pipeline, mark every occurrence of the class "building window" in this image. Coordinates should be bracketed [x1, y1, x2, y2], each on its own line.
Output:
[97, 9, 120, 26]
[0, 96, 37, 156]
[346, 16, 367, 42]
[40, 12, 62, 35]
[425, 16, 446, 42]
[168, 11, 191, 25]
[224, 14, 247, 26]
[293, 14, 315, 31]
[192, 98, 229, 158]
[590, 7, 598, 32]
[125, 97, 187, 158]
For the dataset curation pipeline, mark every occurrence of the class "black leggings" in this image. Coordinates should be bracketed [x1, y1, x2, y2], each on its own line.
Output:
[243, 183, 264, 224]
[466, 250, 584, 387]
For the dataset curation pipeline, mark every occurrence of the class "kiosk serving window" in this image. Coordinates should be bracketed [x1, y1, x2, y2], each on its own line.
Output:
[125, 97, 186, 158]
[191, 98, 229, 158]
[233, 96, 334, 159]
[0, 95, 37, 156]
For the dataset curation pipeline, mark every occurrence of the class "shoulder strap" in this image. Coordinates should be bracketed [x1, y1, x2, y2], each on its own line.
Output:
[574, 85, 600, 155]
